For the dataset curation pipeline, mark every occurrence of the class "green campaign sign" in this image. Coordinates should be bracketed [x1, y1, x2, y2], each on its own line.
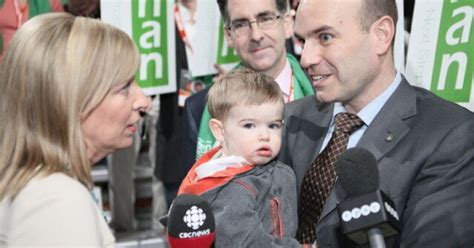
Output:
[101, 0, 176, 95]
[131, 0, 169, 88]
[431, 0, 473, 103]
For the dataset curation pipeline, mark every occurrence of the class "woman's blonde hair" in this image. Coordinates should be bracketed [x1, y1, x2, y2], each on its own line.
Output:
[0, 13, 140, 199]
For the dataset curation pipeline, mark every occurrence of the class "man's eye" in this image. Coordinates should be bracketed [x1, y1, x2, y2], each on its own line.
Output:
[232, 21, 248, 29]
[259, 15, 275, 23]
[320, 33, 333, 43]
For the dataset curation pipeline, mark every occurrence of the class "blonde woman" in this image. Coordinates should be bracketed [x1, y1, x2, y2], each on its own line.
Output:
[0, 13, 150, 246]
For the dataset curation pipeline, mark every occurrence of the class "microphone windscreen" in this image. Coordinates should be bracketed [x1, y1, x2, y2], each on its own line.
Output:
[336, 147, 379, 196]
[167, 194, 215, 248]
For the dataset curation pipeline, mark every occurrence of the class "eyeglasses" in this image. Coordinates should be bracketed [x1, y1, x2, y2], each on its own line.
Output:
[227, 14, 284, 36]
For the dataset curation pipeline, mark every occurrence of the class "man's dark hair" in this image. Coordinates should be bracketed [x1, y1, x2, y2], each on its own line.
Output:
[216, 0, 288, 26]
[358, 0, 398, 31]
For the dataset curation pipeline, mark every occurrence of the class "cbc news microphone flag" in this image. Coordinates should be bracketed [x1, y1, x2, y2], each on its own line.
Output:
[405, 0, 474, 111]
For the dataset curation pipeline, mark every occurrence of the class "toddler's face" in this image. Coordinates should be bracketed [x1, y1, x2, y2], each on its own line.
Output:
[219, 101, 284, 165]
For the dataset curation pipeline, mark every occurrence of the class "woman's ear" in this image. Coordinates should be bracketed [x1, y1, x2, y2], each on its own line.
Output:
[209, 118, 225, 143]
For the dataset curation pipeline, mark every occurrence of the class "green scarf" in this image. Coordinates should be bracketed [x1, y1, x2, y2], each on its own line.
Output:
[195, 54, 314, 159]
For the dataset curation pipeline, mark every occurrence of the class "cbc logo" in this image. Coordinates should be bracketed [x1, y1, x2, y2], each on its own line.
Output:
[183, 205, 207, 230]
[341, 202, 381, 222]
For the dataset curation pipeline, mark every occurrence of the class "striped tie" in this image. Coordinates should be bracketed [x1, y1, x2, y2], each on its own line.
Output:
[296, 112, 364, 244]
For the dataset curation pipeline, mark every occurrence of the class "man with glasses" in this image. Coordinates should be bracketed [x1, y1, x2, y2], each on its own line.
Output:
[182, 0, 314, 171]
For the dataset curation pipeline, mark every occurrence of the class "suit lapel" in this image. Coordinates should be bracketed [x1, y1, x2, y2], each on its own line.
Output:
[358, 78, 416, 160]
[288, 98, 334, 190]
[318, 78, 417, 223]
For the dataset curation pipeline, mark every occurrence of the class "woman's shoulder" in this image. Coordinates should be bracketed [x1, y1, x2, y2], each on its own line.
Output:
[2, 174, 114, 246]
[13, 173, 93, 211]
[23, 173, 89, 198]
[29, 172, 81, 185]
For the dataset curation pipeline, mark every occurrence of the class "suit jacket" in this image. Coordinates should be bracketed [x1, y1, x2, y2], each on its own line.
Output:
[182, 87, 209, 172]
[279, 77, 474, 247]
[154, 25, 187, 183]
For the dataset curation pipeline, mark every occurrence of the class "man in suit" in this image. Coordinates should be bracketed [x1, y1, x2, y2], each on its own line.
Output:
[182, 0, 314, 170]
[280, 0, 474, 247]
[154, 21, 189, 207]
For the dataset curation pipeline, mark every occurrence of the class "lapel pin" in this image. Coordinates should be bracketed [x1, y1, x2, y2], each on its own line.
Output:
[385, 133, 394, 142]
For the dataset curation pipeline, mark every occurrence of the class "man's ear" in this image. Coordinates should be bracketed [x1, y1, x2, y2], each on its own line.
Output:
[371, 15, 395, 55]
[224, 28, 235, 48]
[209, 118, 225, 143]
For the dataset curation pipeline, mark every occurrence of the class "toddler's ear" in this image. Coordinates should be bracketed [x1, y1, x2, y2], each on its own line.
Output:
[209, 118, 225, 143]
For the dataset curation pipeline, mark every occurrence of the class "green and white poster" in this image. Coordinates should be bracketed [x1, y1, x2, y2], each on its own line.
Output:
[182, 0, 239, 77]
[101, 0, 176, 95]
[215, 18, 240, 70]
[406, 0, 473, 111]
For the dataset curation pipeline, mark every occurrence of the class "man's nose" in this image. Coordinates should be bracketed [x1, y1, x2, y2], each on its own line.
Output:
[300, 41, 323, 69]
[249, 22, 264, 41]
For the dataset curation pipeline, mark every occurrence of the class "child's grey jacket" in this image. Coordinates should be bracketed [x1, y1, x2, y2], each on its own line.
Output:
[202, 160, 301, 248]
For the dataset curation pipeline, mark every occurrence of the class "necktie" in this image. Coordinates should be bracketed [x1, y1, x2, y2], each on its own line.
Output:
[296, 112, 364, 243]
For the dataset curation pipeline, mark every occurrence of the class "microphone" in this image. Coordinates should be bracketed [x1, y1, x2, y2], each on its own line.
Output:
[336, 148, 400, 248]
[160, 194, 216, 248]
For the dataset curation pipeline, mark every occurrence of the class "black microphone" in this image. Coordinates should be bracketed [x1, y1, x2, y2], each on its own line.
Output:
[336, 148, 400, 248]
[160, 194, 216, 248]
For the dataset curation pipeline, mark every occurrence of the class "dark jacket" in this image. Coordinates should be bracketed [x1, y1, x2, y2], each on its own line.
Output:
[182, 87, 209, 173]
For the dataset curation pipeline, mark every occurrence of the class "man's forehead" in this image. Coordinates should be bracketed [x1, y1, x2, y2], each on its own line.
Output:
[296, 0, 361, 16]
[227, 0, 278, 19]
[294, 4, 316, 36]
[295, 0, 356, 34]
